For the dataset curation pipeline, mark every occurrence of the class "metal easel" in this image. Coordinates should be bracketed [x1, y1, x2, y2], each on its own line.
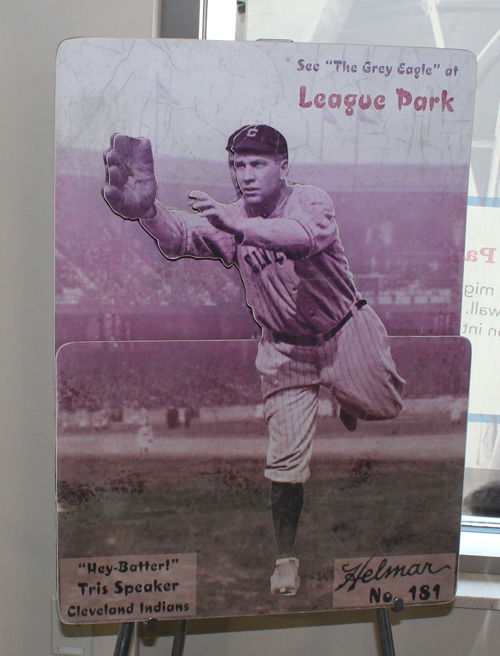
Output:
[113, 619, 188, 656]
[113, 622, 135, 656]
[376, 609, 396, 656]
[113, 602, 402, 656]
[375, 598, 405, 656]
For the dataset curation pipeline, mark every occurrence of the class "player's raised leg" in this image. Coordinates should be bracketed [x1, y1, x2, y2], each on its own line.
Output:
[323, 304, 404, 423]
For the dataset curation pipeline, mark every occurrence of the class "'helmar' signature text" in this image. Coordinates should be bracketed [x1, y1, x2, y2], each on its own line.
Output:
[334, 556, 451, 592]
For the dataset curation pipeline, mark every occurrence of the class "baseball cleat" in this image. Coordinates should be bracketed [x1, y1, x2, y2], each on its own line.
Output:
[270, 557, 300, 595]
[340, 408, 357, 432]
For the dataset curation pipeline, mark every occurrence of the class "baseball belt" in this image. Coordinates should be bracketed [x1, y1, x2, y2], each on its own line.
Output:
[271, 300, 368, 347]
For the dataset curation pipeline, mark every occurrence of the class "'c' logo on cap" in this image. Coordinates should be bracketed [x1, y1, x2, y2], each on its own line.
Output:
[246, 127, 259, 138]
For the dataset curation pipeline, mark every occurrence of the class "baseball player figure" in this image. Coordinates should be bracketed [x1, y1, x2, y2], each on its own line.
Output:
[103, 125, 405, 596]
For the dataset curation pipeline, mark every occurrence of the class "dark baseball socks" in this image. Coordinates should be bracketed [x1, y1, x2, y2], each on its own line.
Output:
[271, 481, 304, 556]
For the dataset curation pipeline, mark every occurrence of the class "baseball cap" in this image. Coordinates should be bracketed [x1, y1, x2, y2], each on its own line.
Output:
[226, 125, 288, 158]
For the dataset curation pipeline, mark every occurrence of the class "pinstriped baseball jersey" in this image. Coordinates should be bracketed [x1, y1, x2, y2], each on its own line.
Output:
[143, 184, 360, 335]
[141, 179, 404, 484]
[258, 305, 404, 483]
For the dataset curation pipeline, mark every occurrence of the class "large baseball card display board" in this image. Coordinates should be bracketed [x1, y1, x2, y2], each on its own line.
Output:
[55, 39, 474, 622]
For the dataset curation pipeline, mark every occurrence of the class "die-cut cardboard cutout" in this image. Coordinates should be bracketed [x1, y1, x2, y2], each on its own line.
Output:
[55, 39, 475, 621]
[56, 337, 469, 621]
[56, 39, 476, 347]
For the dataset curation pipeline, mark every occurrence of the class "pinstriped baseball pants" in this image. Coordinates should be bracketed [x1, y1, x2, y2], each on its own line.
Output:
[256, 305, 405, 484]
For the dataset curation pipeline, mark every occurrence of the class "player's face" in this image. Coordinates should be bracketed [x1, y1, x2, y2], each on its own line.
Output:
[234, 153, 288, 206]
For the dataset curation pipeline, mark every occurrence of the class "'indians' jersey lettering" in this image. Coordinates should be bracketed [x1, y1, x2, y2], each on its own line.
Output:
[244, 249, 286, 274]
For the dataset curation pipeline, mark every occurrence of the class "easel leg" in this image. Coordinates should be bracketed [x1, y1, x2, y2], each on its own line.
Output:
[113, 622, 135, 656]
[171, 619, 188, 656]
[375, 608, 396, 656]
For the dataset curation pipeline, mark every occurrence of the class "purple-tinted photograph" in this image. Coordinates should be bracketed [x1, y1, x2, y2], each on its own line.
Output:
[57, 337, 469, 620]
[55, 40, 476, 350]
[55, 39, 475, 620]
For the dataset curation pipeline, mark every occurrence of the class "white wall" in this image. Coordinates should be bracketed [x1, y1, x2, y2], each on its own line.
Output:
[2, 0, 500, 654]
[0, 2, 152, 654]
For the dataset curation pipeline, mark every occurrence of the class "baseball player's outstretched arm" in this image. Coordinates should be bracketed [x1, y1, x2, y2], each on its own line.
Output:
[102, 135, 234, 262]
[190, 191, 311, 257]
[102, 134, 187, 257]
[102, 134, 158, 220]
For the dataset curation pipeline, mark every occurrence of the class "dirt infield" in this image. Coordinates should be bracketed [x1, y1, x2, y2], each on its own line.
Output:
[57, 415, 465, 618]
